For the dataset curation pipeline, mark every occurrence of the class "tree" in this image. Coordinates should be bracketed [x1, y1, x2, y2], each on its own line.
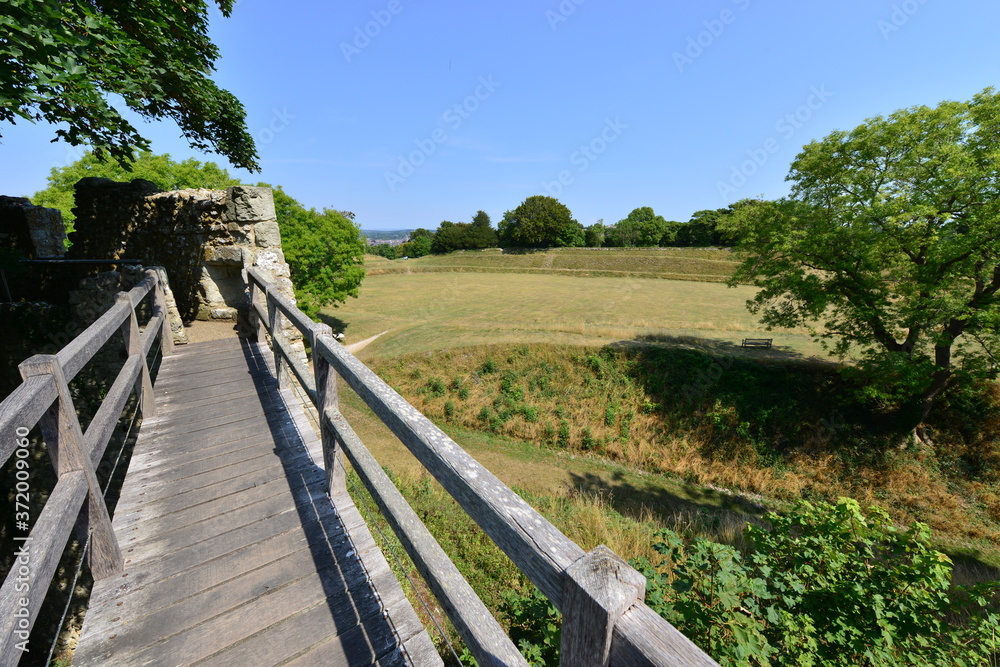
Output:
[676, 208, 736, 247]
[608, 207, 676, 247]
[725, 88, 1000, 425]
[32, 150, 241, 228]
[466, 210, 498, 249]
[398, 228, 433, 258]
[498, 195, 583, 248]
[2, 0, 257, 169]
[269, 185, 366, 317]
[584, 221, 606, 248]
[430, 211, 498, 253]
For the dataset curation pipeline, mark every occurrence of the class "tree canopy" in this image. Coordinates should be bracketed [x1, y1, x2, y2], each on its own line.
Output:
[30, 151, 363, 316]
[607, 207, 677, 247]
[270, 185, 366, 316]
[498, 195, 583, 248]
[726, 88, 1000, 424]
[32, 150, 241, 227]
[431, 210, 498, 253]
[2, 0, 258, 169]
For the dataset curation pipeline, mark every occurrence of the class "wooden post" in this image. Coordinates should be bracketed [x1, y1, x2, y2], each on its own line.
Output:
[151, 268, 174, 356]
[248, 277, 266, 345]
[312, 324, 345, 496]
[116, 292, 156, 418]
[266, 285, 289, 389]
[18, 356, 123, 579]
[560, 545, 646, 667]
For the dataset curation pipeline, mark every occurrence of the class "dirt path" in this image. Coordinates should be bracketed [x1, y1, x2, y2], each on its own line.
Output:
[346, 330, 389, 353]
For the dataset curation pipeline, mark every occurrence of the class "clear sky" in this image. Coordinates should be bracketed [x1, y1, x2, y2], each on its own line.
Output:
[3, 0, 999, 230]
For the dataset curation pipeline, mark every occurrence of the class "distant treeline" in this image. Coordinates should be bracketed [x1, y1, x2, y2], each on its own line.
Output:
[367, 196, 740, 259]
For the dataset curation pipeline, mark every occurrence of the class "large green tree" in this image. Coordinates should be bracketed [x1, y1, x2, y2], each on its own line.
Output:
[498, 195, 583, 248]
[726, 88, 1000, 425]
[431, 210, 498, 253]
[269, 185, 366, 317]
[608, 206, 677, 247]
[1, 0, 257, 169]
[32, 150, 241, 228]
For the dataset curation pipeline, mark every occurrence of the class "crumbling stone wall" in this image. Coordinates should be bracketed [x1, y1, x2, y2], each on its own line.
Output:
[0, 196, 67, 259]
[68, 180, 295, 331]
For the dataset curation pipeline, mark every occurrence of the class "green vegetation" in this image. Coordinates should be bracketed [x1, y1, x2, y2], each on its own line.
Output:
[726, 88, 1000, 426]
[516, 499, 1000, 666]
[2, 0, 257, 169]
[270, 186, 366, 316]
[364, 246, 741, 282]
[606, 206, 679, 247]
[498, 195, 584, 248]
[32, 152, 365, 314]
[331, 243, 1000, 663]
[432, 211, 498, 253]
[32, 150, 241, 227]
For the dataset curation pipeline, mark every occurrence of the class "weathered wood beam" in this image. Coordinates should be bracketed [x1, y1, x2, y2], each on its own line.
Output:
[0, 376, 56, 465]
[325, 405, 527, 667]
[19, 356, 123, 580]
[314, 335, 584, 609]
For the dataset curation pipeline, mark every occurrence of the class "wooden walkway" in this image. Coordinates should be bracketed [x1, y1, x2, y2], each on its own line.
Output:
[73, 336, 440, 666]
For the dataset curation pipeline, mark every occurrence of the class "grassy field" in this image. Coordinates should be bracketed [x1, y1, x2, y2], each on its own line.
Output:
[327, 272, 827, 360]
[324, 248, 1000, 658]
[364, 246, 740, 281]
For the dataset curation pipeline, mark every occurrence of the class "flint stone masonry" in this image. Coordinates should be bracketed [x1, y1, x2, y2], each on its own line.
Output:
[68, 265, 188, 346]
[69, 181, 298, 343]
[0, 196, 67, 258]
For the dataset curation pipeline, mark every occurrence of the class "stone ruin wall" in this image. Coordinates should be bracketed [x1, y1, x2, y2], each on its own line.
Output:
[68, 179, 297, 340]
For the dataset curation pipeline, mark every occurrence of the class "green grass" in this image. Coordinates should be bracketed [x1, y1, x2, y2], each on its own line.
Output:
[366, 246, 740, 281]
[327, 272, 825, 360]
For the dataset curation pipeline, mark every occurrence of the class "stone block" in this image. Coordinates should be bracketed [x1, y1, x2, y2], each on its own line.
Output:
[226, 186, 275, 222]
[203, 245, 243, 265]
[254, 221, 281, 248]
[227, 222, 253, 245]
[211, 307, 238, 320]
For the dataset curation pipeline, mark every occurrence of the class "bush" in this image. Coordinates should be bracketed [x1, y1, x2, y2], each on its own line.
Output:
[632, 498, 1000, 666]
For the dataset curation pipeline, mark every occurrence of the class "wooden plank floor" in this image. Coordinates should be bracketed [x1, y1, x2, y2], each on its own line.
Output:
[74, 336, 441, 666]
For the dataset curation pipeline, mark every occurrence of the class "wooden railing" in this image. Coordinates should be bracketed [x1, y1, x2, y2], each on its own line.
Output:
[247, 267, 718, 667]
[0, 268, 172, 661]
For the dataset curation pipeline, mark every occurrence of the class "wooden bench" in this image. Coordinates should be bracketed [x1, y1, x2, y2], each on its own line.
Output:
[741, 338, 773, 349]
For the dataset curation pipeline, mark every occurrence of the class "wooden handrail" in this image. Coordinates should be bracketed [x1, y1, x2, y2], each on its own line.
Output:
[0, 267, 173, 666]
[246, 267, 719, 667]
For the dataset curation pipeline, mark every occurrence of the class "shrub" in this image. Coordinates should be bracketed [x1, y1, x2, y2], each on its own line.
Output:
[632, 498, 1000, 666]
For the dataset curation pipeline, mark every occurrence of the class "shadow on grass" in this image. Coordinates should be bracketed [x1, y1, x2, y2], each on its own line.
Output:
[317, 312, 349, 336]
[614, 332, 836, 368]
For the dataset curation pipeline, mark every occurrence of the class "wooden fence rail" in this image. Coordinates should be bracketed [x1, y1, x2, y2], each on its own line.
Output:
[0, 268, 172, 664]
[247, 267, 718, 667]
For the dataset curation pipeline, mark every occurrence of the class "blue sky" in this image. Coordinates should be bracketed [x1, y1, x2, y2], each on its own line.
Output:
[3, 0, 1000, 230]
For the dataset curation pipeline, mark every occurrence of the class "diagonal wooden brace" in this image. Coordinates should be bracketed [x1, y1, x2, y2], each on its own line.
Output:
[19, 355, 123, 580]
[116, 292, 156, 418]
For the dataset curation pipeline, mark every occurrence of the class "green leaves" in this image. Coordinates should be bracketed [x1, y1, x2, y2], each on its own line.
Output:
[1, 0, 258, 170]
[728, 89, 1000, 423]
[498, 196, 584, 248]
[268, 185, 366, 316]
[632, 499, 1000, 666]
